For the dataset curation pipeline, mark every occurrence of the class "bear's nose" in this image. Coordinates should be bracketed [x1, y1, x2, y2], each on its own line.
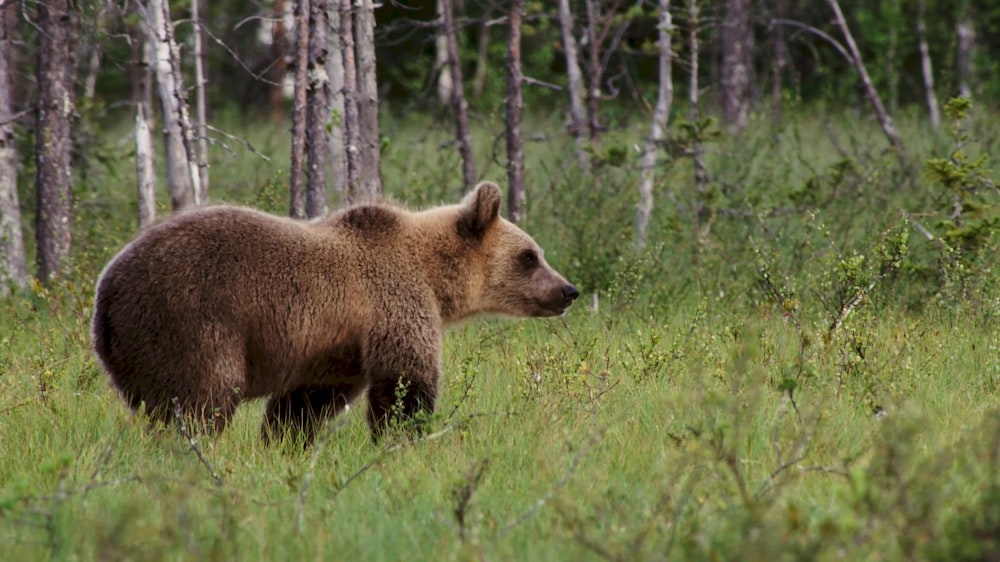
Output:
[562, 284, 580, 303]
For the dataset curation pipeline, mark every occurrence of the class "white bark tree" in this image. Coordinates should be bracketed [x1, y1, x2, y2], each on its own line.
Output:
[191, 0, 210, 198]
[956, 10, 974, 99]
[137, 0, 201, 211]
[339, 0, 363, 200]
[635, 0, 673, 252]
[557, 0, 589, 168]
[134, 103, 157, 228]
[826, 0, 909, 172]
[354, 0, 382, 198]
[434, 0, 453, 106]
[306, 0, 330, 218]
[0, 1, 26, 292]
[326, 1, 346, 196]
[916, 0, 940, 129]
[506, 0, 525, 224]
[721, 0, 751, 134]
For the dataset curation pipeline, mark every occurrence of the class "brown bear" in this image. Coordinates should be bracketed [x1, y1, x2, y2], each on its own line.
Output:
[92, 181, 578, 442]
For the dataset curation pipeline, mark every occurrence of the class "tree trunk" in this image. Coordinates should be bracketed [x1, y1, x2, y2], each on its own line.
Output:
[770, 0, 787, 125]
[269, 0, 289, 124]
[471, 15, 490, 98]
[339, 0, 363, 201]
[956, 12, 974, 99]
[442, 0, 476, 191]
[506, 0, 525, 224]
[434, 0, 453, 106]
[916, 0, 940, 130]
[354, 0, 382, 199]
[192, 0, 210, 198]
[289, 0, 310, 219]
[635, 0, 672, 252]
[0, 2, 26, 292]
[138, 0, 200, 211]
[825, 0, 909, 173]
[134, 103, 157, 228]
[583, 0, 602, 147]
[306, 0, 330, 218]
[132, 13, 156, 228]
[326, 1, 346, 196]
[721, 0, 751, 135]
[35, 0, 75, 283]
[688, 0, 710, 245]
[557, 0, 589, 168]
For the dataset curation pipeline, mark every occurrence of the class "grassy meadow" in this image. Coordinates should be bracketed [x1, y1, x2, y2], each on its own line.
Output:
[2, 102, 1000, 560]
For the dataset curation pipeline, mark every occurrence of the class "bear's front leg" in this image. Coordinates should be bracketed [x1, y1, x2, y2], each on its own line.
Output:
[363, 327, 441, 441]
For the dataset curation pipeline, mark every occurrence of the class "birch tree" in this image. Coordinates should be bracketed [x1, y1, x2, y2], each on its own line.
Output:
[339, 0, 363, 200]
[354, 0, 382, 199]
[0, 2, 25, 291]
[326, 2, 346, 196]
[434, 0, 453, 106]
[956, 11, 974, 99]
[441, 0, 476, 191]
[35, 0, 75, 282]
[826, 0, 909, 172]
[916, 0, 940, 129]
[635, 0, 672, 252]
[506, 0, 525, 224]
[191, 0, 209, 196]
[132, 14, 156, 227]
[557, 0, 589, 168]
[721, 0, 751, 134]
[137, 0, 200, 210]
[306, 0, 330, 218]
[289, 0, 310, 218]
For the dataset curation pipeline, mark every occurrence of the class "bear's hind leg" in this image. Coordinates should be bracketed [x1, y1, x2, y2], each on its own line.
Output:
[262, 384, 361, 446]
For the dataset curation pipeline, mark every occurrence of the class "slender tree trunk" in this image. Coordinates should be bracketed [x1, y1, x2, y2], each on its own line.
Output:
[825, 0, 909, 172]
[770, 0, 787, 125]
[688, 0, 710, 245]
[956, 11, 974, 99]
[471, 15, 490, 98]
[339, 0, 363, 200]
[635, 0, 672, 252]
[583, 0, 602, 147]
[434, 0, 453, 106]
[132, 13, 156, 228]
[0, 2, 26, 292]
[557, 0, 589, 168]
[306, 0, 330, 218]
[916, 0, 940, 129]
[269, 0, 289, 124]
[134, 103, 157, 228]
[289, 0, 310, 218]
[35, 0, 75, 283]
[721, 0, 751, 135]
[326, 2, 346, 196]
[354, 0, 382, 198]
[506, 0, 525, 224]
[442, 0, 476, 191]
[191, 0, 210, 199]
[138, 0, 200, 210]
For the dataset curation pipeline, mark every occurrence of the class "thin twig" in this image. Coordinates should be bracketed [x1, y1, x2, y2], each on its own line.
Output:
[296, 407, 353, 532]
[205, 124, 272, 161]
[171, 397, 223, 487]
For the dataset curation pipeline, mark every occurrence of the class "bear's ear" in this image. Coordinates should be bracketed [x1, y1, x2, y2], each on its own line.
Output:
[457, 181, 502, 240]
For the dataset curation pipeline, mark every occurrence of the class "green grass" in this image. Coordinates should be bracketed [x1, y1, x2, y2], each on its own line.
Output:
[3, 104, 1000, 560]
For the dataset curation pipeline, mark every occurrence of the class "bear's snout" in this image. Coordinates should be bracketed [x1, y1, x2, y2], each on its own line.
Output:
[562, 284, 580, 305]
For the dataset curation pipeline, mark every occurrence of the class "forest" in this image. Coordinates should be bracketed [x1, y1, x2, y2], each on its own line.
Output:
[2, 0, 1000, 560]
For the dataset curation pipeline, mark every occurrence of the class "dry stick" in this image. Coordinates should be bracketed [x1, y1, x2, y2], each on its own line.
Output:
[205, 124, 272, 161]
[170, 397, 223, 487]
[496, 427, 606, 540]
[296, 407, 353, 533]
[824, 0, 911, 176]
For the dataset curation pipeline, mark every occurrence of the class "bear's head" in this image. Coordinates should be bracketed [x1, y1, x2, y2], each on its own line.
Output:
[455, 181, 579, 319]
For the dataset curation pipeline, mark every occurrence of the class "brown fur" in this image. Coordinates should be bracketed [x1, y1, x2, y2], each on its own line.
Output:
[92, 182, 578, 442]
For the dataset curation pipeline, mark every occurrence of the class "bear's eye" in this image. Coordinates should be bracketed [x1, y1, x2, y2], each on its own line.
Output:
[518, 250, 539, 269]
